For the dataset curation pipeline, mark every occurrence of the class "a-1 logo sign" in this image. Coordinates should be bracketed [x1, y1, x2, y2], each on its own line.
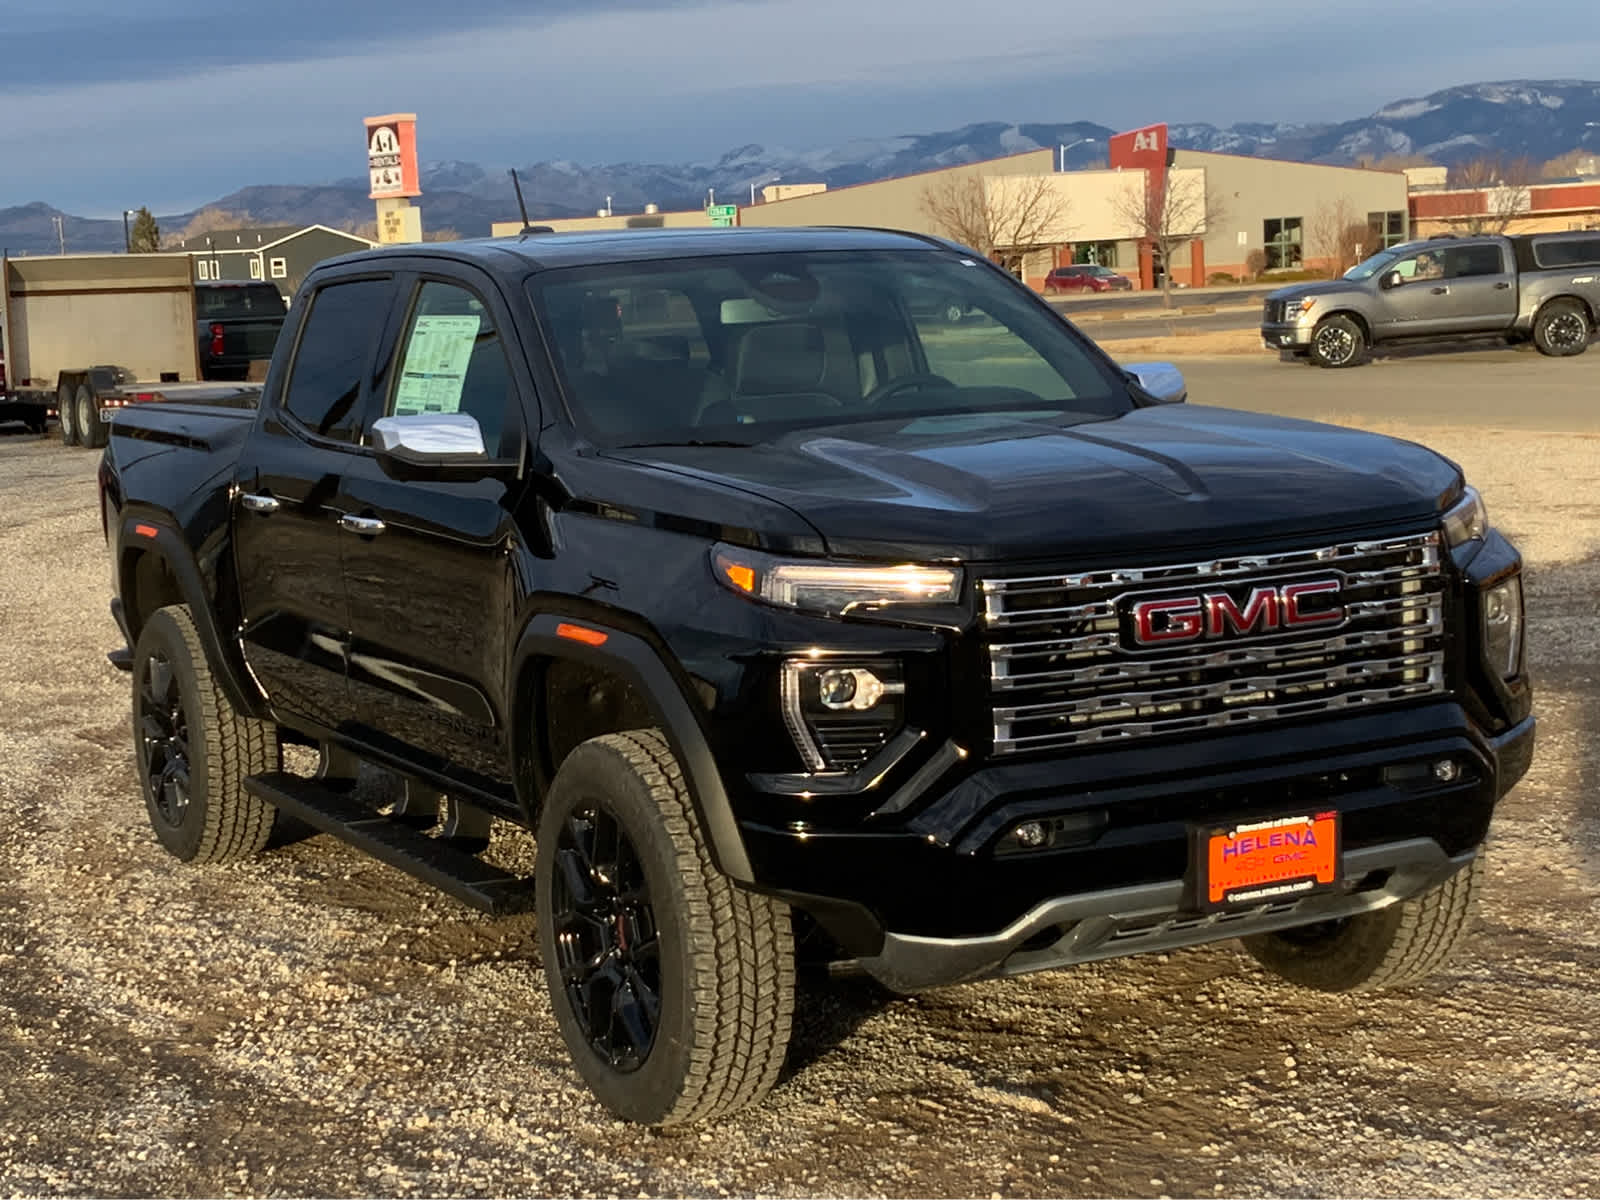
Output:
[1132, 129, 1163, 153]
[369, 126, 399, 158]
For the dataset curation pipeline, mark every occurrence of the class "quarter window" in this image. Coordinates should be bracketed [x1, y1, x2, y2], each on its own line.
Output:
[1263, 217, 1304, 269]
[387, 281, 518, 458]
[281, 277, 392, 443]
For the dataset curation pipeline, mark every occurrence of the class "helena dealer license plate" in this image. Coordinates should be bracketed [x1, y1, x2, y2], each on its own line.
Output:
[1201, 811, 1340, 909]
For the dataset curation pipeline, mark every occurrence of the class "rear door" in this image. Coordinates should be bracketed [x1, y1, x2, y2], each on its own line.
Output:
[334, 268, 535, 786]
[1435, 242, 1518, 332]
[231, 272, 398, 731]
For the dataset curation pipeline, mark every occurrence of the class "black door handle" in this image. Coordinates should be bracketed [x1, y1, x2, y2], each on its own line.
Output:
[1430, 287, 1448, 295]
[1494, 281, 1511, 289]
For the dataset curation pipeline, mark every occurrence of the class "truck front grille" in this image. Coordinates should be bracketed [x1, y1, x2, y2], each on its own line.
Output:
[1262, 299, 1285, 323]
[980, 531, 1447, 756]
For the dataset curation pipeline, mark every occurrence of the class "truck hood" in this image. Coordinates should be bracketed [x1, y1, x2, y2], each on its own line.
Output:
[1268, 280, 1363, 301]
[603, 406, 1461, 562]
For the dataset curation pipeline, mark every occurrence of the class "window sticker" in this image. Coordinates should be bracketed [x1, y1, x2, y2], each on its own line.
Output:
[393, 314, 481, 415]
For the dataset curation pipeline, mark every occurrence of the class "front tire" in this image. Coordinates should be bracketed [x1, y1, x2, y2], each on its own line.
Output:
[1531, 299, 1591, 357]
[57, 382, 78, 446]
[1309, 315, 1367, 368]
[536, 730, 795, 1125]
[132, 604, 278, 863]
[1243, 856, 1483, 992]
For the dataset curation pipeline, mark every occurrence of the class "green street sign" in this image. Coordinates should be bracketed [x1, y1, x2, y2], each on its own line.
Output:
[707, 204, 738, 227]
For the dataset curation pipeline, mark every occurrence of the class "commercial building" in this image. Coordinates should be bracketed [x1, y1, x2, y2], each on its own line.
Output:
[491, 124, 1413, 291]
[1409, 175, 1600, 237]
[168, 225, 378, 299]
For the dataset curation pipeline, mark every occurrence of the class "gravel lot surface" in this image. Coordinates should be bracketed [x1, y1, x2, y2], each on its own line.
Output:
[1, 390, 1597, 1196]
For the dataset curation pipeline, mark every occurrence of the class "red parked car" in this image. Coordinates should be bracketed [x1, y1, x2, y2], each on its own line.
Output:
[1043, 264, 1134, 294]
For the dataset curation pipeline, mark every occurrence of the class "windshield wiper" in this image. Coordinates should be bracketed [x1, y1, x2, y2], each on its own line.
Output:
[616, 438, 757, 449]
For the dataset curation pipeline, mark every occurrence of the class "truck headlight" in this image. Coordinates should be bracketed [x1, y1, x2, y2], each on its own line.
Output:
[1289, 296, 1316, 318]
[713, 546, 961, 619]
[1482, 578, 1523, 680]
[781, 658, 905, 773]
[1441, 486, 1487, 548]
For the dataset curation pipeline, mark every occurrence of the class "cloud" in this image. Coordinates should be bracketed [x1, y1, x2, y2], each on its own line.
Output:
[4, 0, 1598, 215]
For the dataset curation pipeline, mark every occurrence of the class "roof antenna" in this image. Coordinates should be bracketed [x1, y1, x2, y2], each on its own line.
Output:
[508, 169, 552, 237]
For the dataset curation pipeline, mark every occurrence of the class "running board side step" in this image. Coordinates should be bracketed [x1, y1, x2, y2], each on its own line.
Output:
[243, 771, 535, 916]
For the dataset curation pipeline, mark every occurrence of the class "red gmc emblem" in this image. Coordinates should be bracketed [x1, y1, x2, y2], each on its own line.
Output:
[1128, 578, 1344, 646]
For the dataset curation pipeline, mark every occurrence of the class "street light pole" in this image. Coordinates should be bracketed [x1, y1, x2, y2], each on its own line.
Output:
[122, 210, 133, 253]
[1058, 137, 1096, 172]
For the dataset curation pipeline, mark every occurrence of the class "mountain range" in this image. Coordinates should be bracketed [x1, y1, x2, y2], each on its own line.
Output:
[4, 79, 1597, 257]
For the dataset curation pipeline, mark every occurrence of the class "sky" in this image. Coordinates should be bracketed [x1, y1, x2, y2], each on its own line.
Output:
[3, 0, 1598, 216]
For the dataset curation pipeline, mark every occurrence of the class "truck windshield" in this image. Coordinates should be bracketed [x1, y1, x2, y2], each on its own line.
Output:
[1344, 249, 1405, 281]
[528, 250, 1131, 446]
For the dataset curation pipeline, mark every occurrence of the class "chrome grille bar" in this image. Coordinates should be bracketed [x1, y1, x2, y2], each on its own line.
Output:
[982, 530, 1447, 755]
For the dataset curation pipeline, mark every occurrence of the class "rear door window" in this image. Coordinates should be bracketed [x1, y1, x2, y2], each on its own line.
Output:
[281, 277, 394, 443]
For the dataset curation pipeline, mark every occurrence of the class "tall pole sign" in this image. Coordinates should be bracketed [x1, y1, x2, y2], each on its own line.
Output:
[364, 113, 423, 243]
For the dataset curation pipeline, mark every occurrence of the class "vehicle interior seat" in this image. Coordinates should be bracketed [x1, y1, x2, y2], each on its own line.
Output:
[706, 320, 860, 424]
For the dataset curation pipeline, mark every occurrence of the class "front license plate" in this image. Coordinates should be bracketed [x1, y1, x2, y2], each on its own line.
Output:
[1201, 811, 1339, 909]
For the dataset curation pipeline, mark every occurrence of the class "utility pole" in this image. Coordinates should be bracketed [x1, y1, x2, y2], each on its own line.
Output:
[122, 210, 136, 253]
[52, 215, 66, 254]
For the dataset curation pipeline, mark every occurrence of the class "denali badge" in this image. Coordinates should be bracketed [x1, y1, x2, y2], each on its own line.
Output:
[1128, 578, 1344, 646]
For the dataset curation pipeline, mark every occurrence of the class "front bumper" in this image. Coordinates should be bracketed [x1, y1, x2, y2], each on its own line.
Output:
[744, 704, 1534, 991]
[1261, 320, 1312, 350]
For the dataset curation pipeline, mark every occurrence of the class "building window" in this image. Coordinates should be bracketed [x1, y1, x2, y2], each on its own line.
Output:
[1263, 217, 1303, 269]
[196, 260, 210, 281]
[1367, 210, 1407, 249]
[1072, 241, 1120, 268]
[270, 258, 288, 279]
[249, 258, 264, 279]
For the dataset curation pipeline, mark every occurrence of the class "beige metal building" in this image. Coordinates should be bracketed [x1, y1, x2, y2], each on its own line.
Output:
[1172, 150, 1410, 283]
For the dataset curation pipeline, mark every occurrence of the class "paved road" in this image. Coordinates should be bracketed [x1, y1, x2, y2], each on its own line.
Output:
[1072, 308, 1259, 340]
[1169, 345, 1599, 432]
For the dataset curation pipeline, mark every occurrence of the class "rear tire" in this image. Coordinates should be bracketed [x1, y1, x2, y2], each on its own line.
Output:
[536, 729, 795, 1125]
[132, 604, 278, 863]
[58, 383, 78, 446]
[1531, 299, 1591, 357]
[1243, 856, 1483, 992]
[76, 384, 107, 450]
[1309, 315, 1367, 368]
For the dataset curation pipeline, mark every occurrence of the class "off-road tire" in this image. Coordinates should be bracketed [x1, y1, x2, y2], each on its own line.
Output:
[1308, 314, 1367, 368]
[1531, 299, 1591, 358]
[132, 604, 278, 863]
[536, 729, 795, 1125]
[76, 384, 108, 450]
[1243, 855, 1483, 992]
[58, 382, 78, 446]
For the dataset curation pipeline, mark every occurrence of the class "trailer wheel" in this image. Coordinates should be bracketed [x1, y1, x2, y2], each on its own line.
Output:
[77, 384, 107, 450]
[58, 383, 79, 446]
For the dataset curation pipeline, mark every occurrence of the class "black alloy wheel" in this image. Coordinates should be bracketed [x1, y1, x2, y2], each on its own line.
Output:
[1533, 300, 1591, 357]
[1309, 314, 1366, 368]
[550, 803, 663, 1073]
[138, 651, 192, 829]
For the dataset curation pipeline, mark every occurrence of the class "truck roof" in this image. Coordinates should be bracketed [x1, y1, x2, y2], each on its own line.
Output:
[313, 226, 960, 277]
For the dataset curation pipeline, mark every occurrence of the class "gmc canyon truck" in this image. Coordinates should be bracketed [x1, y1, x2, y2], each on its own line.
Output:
[1262, 230, 1600, 367]
[100, 229, 1534, 1126]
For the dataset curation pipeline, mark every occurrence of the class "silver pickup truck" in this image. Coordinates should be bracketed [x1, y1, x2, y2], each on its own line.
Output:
[1261, 230, 1600, 367]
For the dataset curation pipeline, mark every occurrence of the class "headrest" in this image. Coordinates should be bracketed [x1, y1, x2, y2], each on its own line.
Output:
[733, 322, 828, 395]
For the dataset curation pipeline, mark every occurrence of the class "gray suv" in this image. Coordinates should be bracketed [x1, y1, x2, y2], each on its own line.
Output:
[1261, 231, 1600, 367]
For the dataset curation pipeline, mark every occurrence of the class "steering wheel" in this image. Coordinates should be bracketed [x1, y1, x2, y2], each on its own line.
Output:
[862, 373, 958, 408]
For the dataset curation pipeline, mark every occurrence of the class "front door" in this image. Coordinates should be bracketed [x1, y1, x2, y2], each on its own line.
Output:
[1371, 247, 1457, 337]
[232, 273, 397, 731]
[336, 273, 533, 787]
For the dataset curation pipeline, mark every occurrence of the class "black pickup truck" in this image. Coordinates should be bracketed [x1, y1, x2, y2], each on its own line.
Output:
[195, 281, 287, 381]
[99, 228, 1534, 1126]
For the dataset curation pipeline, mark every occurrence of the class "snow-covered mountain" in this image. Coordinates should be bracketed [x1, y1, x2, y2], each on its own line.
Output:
[7, 80, 1597, 255]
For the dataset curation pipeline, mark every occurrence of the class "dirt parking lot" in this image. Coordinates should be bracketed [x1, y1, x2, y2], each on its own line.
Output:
[1, 362, 1597, 1196]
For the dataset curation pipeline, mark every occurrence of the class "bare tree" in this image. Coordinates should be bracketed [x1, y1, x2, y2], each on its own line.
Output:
[1307, 196, 1369, 278]
[165, 207, 256, 247]
[1354, 152, 1437, 171]
[1443, 155, 1538, 233]
[1540, 148, 1598, 179]
[919, 174, 1068, 275]
[1111, 168, 1225, 306]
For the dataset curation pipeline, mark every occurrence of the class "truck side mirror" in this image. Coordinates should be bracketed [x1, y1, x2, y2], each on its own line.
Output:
[1380, 271, 1403, 290]
[1124, 361, 1187, 404]
[372, 412, 487, 459]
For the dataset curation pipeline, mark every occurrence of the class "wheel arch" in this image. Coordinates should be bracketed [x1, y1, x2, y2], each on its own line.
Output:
[116, 514, 268, 721]
[1321, 308, 1373, 343]
[1533, 292, 1596, 326]
[509, 612, 753, 884]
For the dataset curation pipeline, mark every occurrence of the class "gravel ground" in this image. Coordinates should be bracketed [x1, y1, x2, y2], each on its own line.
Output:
[0, 421, 1596, 1198]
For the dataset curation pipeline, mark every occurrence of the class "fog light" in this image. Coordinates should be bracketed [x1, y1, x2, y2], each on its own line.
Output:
[1013, 820, 1048, 848]
[817, 667, 888, 711]
[1433, 759, 1461, 783]
[1482, 578, 1523, 680]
